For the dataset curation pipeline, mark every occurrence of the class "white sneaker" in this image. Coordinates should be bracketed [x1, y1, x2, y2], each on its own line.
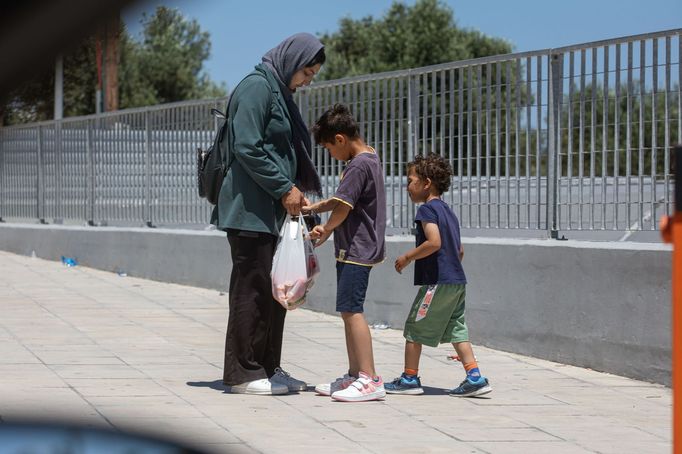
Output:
[315, 374, 356, 396]
[331, 372, 386, 402]
[230, 378, 288, 395]
[270, 367, 308, 392]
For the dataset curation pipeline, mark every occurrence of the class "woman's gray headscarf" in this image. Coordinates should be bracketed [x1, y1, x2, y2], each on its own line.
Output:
[262, 33, 323, 196]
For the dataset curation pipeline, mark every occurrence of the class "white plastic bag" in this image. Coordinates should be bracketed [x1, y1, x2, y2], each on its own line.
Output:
[271, 216, 320, 310]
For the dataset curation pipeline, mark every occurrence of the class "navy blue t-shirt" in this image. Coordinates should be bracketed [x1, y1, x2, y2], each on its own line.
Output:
[413, 198, 467, 285]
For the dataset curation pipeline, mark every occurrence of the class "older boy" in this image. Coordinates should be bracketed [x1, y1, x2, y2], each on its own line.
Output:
[303, 104, 386, 402]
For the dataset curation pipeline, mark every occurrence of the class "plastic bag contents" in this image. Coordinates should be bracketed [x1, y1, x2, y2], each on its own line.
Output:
[304, 233, 320, 278]
[271, 216, 320, 310]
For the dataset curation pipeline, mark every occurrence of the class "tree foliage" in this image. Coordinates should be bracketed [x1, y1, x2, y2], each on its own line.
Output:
[1, 6, 226, 126]
[559, 82, 680, 177]
[120, 7, 226, 108]
[318, 0, 513, 80]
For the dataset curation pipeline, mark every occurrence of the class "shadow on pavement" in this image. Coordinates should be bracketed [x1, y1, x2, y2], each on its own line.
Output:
[421, 385, 450, 396]
[186, 379, 229, 393]
[419, 385, 492, 399]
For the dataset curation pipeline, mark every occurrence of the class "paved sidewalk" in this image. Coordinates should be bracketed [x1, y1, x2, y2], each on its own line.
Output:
[0, 251, 671, 453]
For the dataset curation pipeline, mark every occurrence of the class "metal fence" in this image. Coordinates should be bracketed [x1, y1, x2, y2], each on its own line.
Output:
[1, 29, 680, 233]
[0, 99, 225, 226]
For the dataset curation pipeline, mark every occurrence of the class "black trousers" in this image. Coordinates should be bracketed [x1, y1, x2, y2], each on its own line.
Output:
[223, 230, 286, 386]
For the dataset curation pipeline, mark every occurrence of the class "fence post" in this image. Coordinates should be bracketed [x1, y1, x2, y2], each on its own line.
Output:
[407, 72, 419, 228]
[297, 91, 306, 124]
[548, 52, 563, 239]
[214, 99, 220, 130]
[54, 121, 63, 224]
[144, 109, 153, 227]
[0, 129, 4, 223]
[37, 126, 46, 223]
[86, 119, 95, 226]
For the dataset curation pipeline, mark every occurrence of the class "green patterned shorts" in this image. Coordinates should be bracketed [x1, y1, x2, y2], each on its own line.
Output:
[403, 283, 468, 348]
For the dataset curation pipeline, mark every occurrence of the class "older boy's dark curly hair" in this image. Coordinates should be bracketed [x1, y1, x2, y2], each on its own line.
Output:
[407, 153, 453, 194]
[311, 103, 361, 145]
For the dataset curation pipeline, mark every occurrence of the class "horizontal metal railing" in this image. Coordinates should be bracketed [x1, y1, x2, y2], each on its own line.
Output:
[0, 29, 680, 234]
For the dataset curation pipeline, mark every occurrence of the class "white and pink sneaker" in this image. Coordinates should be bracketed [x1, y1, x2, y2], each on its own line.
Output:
[315, 373, 355, 396]
[331, 372, 385, 402]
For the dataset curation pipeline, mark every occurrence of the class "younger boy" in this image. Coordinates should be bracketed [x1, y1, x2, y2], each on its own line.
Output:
[386, 153, 492, 397]
[303, 104, 386, 402]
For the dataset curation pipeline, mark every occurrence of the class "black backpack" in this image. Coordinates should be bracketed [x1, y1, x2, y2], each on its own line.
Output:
[197, 108, 229, 205]
[197, 73, 267, 205]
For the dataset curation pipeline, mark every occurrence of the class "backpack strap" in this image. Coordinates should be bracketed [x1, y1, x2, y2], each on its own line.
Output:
[210, 108, 226, 119]
[222, 71, 270, 171]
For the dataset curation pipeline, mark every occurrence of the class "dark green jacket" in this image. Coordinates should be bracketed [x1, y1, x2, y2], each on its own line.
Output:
[211, 64, 297, 236]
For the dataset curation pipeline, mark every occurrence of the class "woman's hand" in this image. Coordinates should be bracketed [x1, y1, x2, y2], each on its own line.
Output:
[281, 185, 305, 215]
[395, 254, 411, 274]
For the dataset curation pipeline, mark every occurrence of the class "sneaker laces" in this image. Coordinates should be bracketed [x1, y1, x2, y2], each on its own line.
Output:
[389, 376, 405, 385]
[274, 367, 291, 378]
[457, 376, 484, 388]
[274, 367, 302, 385]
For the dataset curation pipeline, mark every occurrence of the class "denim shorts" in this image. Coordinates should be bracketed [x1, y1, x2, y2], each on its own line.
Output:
[336, 261, 372, 313]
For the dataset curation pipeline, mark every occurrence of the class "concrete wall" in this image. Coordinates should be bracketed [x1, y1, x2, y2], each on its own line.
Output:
[0, 223, 672, 385]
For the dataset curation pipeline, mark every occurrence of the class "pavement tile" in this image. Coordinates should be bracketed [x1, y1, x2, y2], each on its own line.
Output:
[0, 344, 41, 364]
[109, 416, 241, 444]
[30, 352, 125, 366]
[577, 440, 671, 454]
[50, 364, 148, 379]
[196, 444, 259, 454]
[63, 378, 175, 397]
[472, 441, 596, 454]
[542, 424, 667, 443]
[94, 403, 206, 419]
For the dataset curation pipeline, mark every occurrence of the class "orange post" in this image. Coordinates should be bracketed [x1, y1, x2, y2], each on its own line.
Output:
[661, 145, 682, 453]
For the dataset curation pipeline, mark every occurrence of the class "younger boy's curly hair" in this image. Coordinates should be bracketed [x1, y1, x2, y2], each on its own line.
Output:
[407, 153, 453, 195]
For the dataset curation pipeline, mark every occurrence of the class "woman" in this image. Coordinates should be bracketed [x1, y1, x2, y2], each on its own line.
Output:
[211, 33, 324, 395]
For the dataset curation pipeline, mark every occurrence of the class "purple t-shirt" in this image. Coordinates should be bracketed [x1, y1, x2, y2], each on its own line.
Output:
[332, 151, 386, 266]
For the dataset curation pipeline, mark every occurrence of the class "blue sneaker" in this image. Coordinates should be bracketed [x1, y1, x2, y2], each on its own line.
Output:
[449, 376, 492, 397]
[385, 373, 424, 395]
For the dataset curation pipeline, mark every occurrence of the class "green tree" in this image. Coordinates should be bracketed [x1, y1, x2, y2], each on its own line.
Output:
[318, 0, 512, 80]
[559, 82, 680, 177]
[118, 31, 158, 108]
[310, 0, 520, 178]
[120, 6, 226, 108]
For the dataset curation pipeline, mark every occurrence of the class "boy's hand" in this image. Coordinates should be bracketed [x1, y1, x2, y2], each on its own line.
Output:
[301, 199, 316, 213]
[310, 225, 332, 247]
[395, 255, 411, 274]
